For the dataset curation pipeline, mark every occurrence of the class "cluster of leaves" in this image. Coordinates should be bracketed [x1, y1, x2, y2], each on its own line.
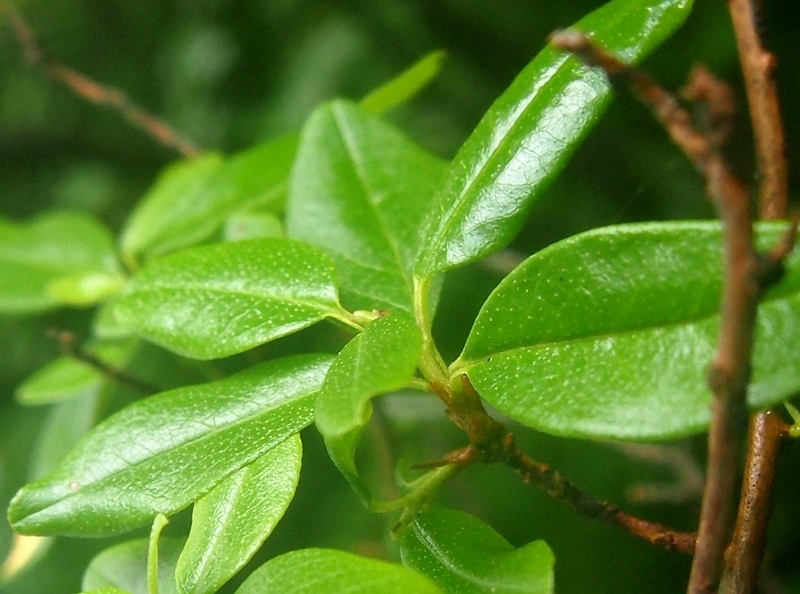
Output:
[3, 0, 800, 592]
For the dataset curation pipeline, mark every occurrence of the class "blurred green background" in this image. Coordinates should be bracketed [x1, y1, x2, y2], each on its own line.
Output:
[1, 1, 799, 592]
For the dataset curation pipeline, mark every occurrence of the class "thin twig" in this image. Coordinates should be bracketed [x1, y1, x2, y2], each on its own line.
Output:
[1, 2, 201, 158]
[47, 330, 157, 395]
[548, 31, 796, 593]
[719, 411, 789, 593]
[727, 0, 787, 219]
[429, 375, 698, 555]
[719, 0, 792, 591]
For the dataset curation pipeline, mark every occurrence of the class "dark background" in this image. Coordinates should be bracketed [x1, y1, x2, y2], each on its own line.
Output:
[1, 1, 798, 592]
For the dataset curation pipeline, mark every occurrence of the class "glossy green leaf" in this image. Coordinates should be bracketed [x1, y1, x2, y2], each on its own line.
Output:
[81, 588, 132, 594]
[287, 100, 446, 312]
[360, 50, 446, 115]
[113, 238, 345, 359]
[0, 212, 119, 313]
[176, 435, 303, 594]
[235, 548, 443, 594]
[8, 354, 332, 537]
[315, 313, 422, 501]
[120, 134, 297, 264]
[454, 221, 800, 440]
[400, 509, 554, 594]
[414, 0, 694, 276]
[82, 536, 183, 594]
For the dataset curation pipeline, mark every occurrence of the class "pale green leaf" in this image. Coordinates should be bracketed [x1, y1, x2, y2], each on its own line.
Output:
[8, 355, 332, 537]
[114, 238, 344, 359]
[287, 100, 446, 312]
[176, 435, 303, 594]
[315, 313, 422, 500]
[120, 134, 297, 264]
[400, 509, 554, 594]
[82, 537, 183, 594]
[235, 548, 443, 594]
[360, 51, 446, 115]
[0, 212, 119, 313]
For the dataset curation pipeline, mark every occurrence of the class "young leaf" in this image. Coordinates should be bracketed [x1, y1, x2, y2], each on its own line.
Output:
[287, 100, 446, 312]
[120, 134, 297, 265]
[113, 238, 346, 360]
[16, 340, 134, 406]
[360, 50, 447, 115]
[82, 536, 184, 594]
[7, 354, 332, 537]
[175, 435, 303, 594]
[453, 221, 800, 440]
[414, 0, 694, 276]
[235, 548, 443, 594]
[400, 509, 554, 594]
[315, 313, 422, 501]
[0, 212, 120, 313]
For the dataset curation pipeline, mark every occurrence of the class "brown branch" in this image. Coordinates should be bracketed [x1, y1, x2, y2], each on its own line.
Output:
[47, 330, 157, 395]
[719, 411, 789, 593]
[429, 375, 697, 555]
[727, 0, 787, 219]
[719, 1, 792, 592]
[1, 2, 201, 158]
[548, 31, 797, 593]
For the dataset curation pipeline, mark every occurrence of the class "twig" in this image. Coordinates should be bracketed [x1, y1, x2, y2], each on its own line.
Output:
[719, 411, 789, 593]
[549, 31, 796, 593]
[429, 375, 697, 555]
[47, 330, 157, 395]
[1, 2, 201, 158]
[727, 0, 787, 219]
[720, 0, 792, 591]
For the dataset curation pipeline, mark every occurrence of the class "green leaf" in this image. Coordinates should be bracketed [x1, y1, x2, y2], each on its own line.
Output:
[0, 212, 120, 313]
[235, 548, 443, 594]
[223, 211, 284, 241]
[29, 393, 100, 481]
[16, 340, 134, 406]
[176, 435, 303, 594]
[287, 100, 446, 312]
[82, 537, 183, 594]
[120, 134, 297, 264]
[414, 0, 694, 276]
[315, 313, 422, 501]
[113, 238, 345, 360]
[8, 354, 332, 537]
[360, 51, 447, 115]
[81, 588, 133, 594]
[454, 221, 800, 440]
[400, 509, 554, 594]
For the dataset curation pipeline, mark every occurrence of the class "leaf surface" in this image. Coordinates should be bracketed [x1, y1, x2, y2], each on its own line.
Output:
[120, 134, 297, 263]
[176, 435, 303, 594]
[360, 50, 446, 115]
[8, 355, 332, 537]
[415, 0, 694, 275]
[235, 548, 442, 594]
[0, 212, 119, 313]
[400, 509, 554, 594]
[454, 221, 800, 439]
[114, 238, 343, 359]
[287, 100, 446, 312]
[81, 537, 183, 594]
[315, 313, 422, 500]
